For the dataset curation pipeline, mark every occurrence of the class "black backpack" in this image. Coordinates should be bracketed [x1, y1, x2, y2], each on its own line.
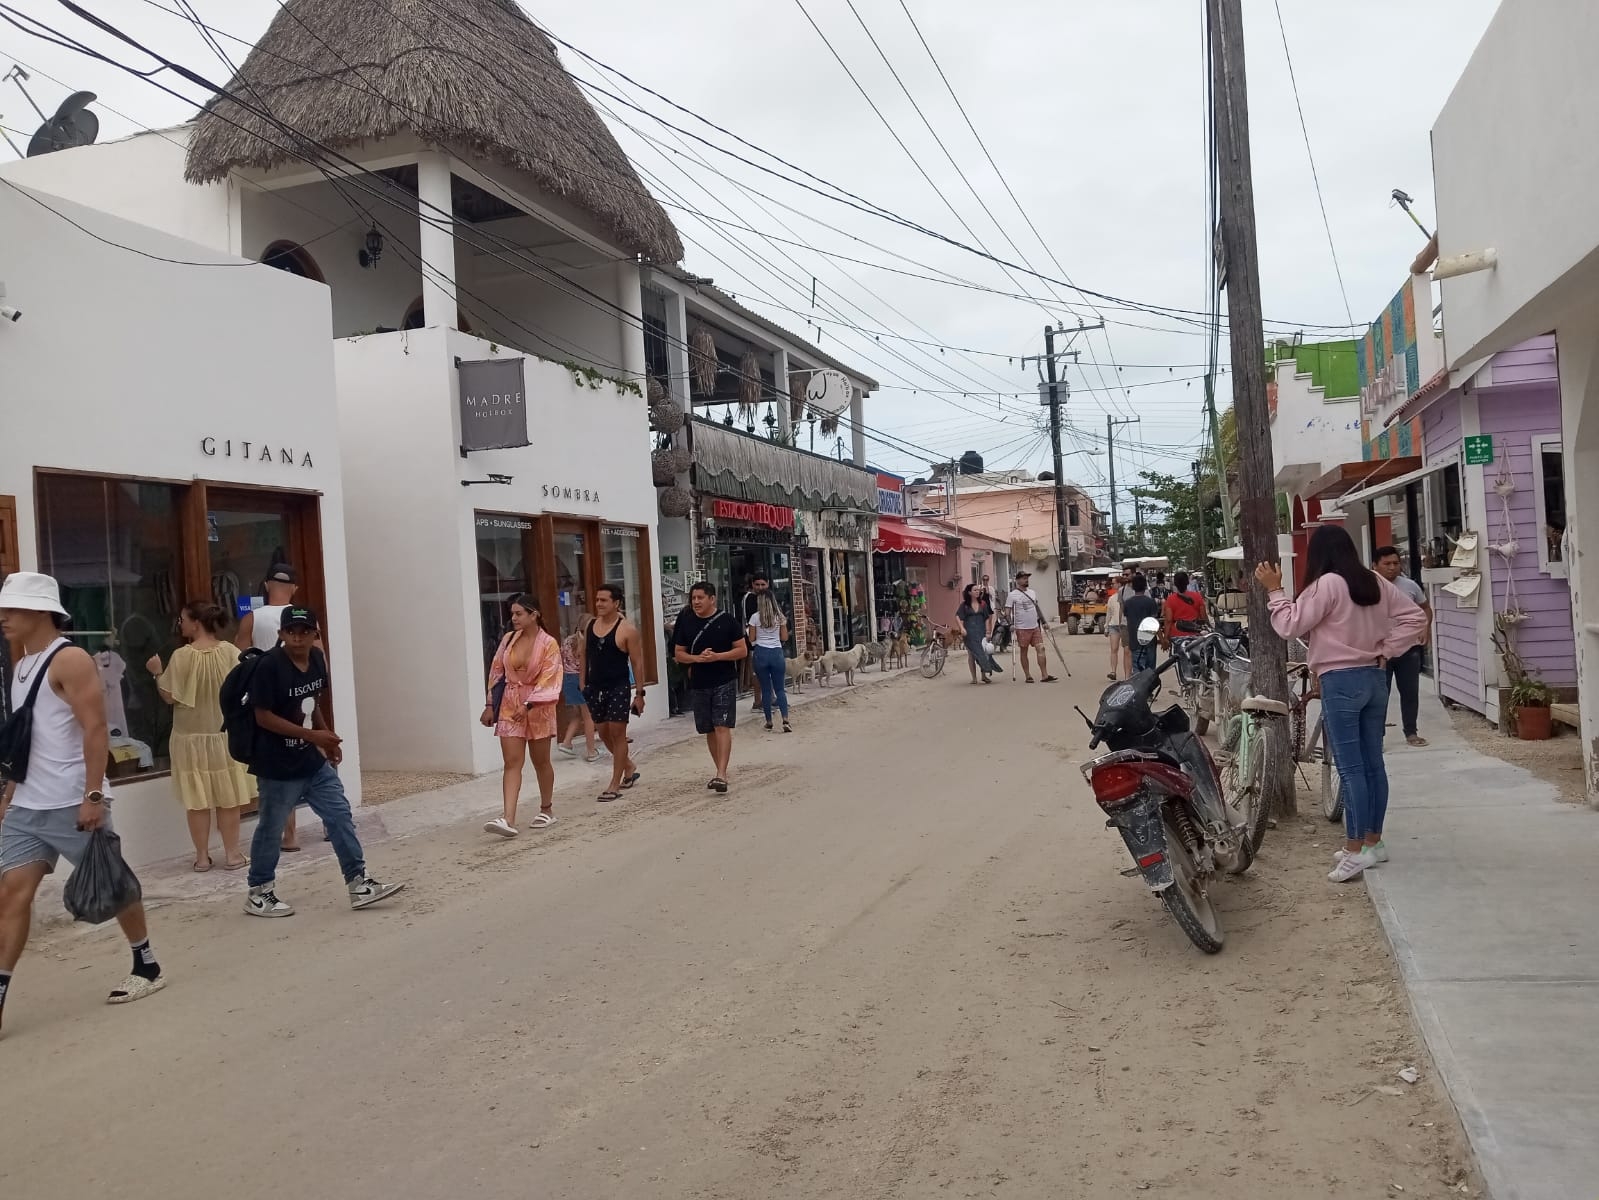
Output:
[218, 647, 268, 765]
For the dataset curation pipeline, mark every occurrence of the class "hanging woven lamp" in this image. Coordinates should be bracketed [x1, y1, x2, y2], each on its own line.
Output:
[738, 350, 762, 427]
[789, 372, 808, 424]
[689, 326, 718, 396]
[651, 447, 677, 486]
[658, 485, 692, 518]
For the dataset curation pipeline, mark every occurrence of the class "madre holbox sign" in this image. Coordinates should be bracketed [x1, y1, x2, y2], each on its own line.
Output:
[457, 357, 530, 453]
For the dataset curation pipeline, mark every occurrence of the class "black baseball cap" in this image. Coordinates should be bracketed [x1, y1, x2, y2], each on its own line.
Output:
[1015, 569, 1032, 578]
[266, 563, 297, 585]
[280, 605, 319, 631]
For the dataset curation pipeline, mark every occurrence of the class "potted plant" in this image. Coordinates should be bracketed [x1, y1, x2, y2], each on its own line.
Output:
[1509, 677, 1555, 741]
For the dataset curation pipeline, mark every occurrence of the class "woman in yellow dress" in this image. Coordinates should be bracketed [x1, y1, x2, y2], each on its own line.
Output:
[148, 601, 255, 871]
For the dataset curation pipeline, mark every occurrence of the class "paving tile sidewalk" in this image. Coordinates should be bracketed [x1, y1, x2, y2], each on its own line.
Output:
[33, 657, 934, 926]
[1367, 690, 1599, 1200]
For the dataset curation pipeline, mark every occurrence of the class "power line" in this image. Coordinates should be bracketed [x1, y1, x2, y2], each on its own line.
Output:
[1271, 0, 1354, 328]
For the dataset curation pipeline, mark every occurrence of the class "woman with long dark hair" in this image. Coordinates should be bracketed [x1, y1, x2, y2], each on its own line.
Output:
[955, 583, 1002, 684]
[1256, 526, 1427, 882]
[480, 594, 563, 837]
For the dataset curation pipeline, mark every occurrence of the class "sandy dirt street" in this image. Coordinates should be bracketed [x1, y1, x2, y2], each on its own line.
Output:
[5, 636, 1479, 1198]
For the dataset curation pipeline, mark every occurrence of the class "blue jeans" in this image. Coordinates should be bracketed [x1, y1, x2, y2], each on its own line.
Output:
[1386, 645, 1423, 738]
[1131, 641, 1157, 673]
[1320, 666, 1390, 842]
[752, 644, 789, 721]
[249, 761, 366, 887]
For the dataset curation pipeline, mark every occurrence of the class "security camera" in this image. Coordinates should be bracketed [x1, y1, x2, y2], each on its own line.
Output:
[0, 305, 20, 324]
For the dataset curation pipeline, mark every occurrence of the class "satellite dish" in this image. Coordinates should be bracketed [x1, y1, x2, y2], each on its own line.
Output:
[804, 369, 852, 417]
[26, 91, 98, 158]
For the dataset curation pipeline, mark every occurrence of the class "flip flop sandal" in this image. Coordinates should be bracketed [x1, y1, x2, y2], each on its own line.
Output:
[1041, 675, 1059, 683]
[107, 974, 167, 1005]
[621, 772, 642, 790]
[530, 811, 557, 828]
[280, 844, 302, 853]
[221, 857, 249, 871]
[597, 791, 621, 803]
[709, 778, 728, 793]
[192, 858, 213, 873]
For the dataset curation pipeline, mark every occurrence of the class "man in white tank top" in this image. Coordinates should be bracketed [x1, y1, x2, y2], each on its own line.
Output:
[236, 562, 299, 653]
[0, 572, 166, 1033]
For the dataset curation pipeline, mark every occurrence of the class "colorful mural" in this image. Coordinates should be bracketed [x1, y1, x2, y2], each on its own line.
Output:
[1360, 415, 1423, 462]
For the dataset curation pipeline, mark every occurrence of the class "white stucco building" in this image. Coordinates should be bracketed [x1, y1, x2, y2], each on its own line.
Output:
[0, 181, 359, 868]
[2, 0, 685, 776]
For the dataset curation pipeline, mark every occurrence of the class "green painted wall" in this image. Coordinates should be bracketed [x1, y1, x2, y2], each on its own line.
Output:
[1267, 338, 1359, 400]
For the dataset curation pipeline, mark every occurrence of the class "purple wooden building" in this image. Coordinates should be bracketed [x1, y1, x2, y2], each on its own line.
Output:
[1411, 335, 1572, 720]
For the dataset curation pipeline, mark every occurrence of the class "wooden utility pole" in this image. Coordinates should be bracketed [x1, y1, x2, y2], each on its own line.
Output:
[1208, 0, 1294, 814]
[1026, 323, 1101, 616]
[1105, 415, 1140, 559]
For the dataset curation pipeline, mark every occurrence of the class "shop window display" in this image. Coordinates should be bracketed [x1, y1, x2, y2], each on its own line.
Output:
[35, 474, 183, 779]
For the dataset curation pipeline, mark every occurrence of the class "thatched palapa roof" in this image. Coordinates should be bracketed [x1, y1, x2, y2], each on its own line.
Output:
[184, 0, 682, 262]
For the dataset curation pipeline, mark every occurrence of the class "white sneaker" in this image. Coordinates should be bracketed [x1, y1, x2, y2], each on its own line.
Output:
[1328, 850, 1374, 883]
[483, 817, 518, 838]
[555, 744, 576, 758]
[348, 876, 406, 910]
[1332, 843, 1388, 866]
[244, 885, 294, 918]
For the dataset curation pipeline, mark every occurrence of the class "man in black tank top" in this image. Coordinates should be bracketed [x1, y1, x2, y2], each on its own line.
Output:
[579, 584, 645, 802]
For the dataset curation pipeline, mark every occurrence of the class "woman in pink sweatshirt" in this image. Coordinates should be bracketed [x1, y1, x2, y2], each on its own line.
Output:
[1256, 526, 1428, 882]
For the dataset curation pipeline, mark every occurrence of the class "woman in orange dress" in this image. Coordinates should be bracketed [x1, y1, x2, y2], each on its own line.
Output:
[480, 594, 563, 837]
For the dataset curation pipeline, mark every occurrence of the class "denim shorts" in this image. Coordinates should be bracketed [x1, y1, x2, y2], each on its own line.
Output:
[561, 672, 586, 707]
[0, 803, 111, 877]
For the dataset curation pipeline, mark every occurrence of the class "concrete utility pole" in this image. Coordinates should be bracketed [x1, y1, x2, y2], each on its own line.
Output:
[1208, 0, 1294, 812]
[1192, 458, 1207, 570]
[1026, 322, 1101, 616]
[1105, 414, 1140, 559]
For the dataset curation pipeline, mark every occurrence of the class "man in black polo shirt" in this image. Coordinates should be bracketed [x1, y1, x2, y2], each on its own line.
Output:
[671, 582, 747, 793]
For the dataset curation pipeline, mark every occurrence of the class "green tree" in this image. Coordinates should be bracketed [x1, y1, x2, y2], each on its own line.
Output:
[1127, 469, 1227, 574]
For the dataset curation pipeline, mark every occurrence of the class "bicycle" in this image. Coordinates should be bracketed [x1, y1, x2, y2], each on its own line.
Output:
[919, 638, 948, 678]
[1216, 655, 1286, 857]
[1286, 656, 1345, 823]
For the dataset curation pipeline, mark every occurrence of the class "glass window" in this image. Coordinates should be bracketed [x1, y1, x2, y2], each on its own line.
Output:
[36, 474, 184, 779]
[553, 526, 591, 642]
[1533, 438, 1567, 575]
[475, 512, 533, 672]
[206, 506, 293, 643]
[602, 525, 644, 619]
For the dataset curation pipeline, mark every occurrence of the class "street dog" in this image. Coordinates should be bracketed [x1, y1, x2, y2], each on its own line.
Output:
[785, 654, 815, 692]
[889, 633, 910, 669]
[860, 639, 890, 671]
[816, 647, 861, 688]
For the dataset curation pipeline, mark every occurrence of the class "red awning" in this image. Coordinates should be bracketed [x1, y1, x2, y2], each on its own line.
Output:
[874, 521, 946, 555]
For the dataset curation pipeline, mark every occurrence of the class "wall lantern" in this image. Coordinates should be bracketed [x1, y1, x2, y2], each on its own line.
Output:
[358, 224, 384, 269]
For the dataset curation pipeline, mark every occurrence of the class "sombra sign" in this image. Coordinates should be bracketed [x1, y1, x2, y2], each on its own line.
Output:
[457, 357, 529, 453]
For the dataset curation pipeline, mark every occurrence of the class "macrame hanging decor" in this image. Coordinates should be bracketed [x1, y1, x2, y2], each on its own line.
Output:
[738, 350, 762, 428]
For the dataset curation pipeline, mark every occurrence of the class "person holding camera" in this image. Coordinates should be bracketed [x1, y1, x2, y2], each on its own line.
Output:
[580, 584, 645, 803]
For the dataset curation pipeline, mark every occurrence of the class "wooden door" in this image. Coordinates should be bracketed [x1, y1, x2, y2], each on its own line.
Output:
[0, 495, 18, 577]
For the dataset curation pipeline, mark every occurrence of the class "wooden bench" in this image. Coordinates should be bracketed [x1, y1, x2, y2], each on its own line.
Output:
[1551, 702, 1580, 729]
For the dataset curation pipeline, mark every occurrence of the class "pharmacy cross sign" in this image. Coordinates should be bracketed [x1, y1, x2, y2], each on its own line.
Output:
[1464, 435, 1494, 466]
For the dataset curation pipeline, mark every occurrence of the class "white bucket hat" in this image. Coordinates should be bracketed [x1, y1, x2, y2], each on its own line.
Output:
[0, 571, 68, 615]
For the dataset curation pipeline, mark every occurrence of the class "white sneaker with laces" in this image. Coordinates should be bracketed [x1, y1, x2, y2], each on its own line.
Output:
[1333, 843, 1388, 866]
[245, 885, 294, 918]
[483, 817, 518, 838]
[348, 875, 406, 910]
[1328, 850, 1374, 883]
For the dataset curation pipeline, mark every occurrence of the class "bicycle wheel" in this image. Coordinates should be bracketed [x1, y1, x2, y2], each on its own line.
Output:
[919, 642, 947, 678]
[1320, 746, 1346, 823]
[1215, 716, 1256, 875]
[1245, 721, 1280, 856]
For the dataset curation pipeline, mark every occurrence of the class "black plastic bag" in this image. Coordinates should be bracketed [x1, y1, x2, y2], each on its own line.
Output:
[63, 829, 143, 925]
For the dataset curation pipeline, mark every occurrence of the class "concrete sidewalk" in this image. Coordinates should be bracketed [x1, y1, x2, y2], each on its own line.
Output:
[1367, 691, 1599, 1200]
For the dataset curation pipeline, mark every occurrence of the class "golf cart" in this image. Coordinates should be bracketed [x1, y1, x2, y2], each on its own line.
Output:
[1065, 566, 1120, 634]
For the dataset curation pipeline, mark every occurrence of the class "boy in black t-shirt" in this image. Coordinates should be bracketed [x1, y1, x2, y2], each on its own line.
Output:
[670, 582, 747, 793]
[244, 607, 405, 918]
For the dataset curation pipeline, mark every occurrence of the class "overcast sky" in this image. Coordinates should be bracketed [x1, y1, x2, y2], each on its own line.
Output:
[0, 0, 1500, 500]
